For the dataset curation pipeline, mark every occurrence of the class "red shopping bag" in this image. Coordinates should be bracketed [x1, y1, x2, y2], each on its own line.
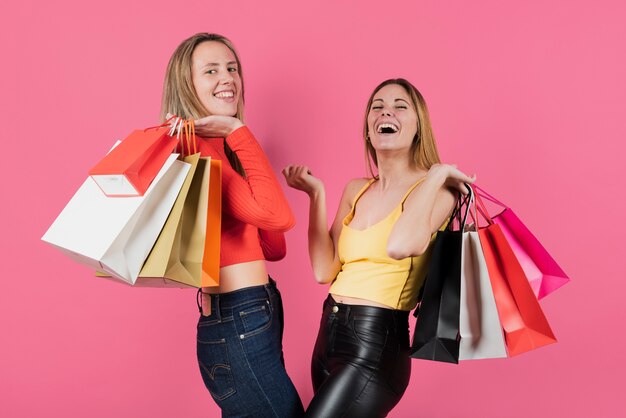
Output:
[474, 191, 557, 356]
[473, 185, 569, 299]
[89, 120, 178, 197]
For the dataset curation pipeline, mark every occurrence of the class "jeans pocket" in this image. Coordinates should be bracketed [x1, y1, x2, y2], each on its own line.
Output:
[239, 300, 272, 338]
[197, 338, 236, 401]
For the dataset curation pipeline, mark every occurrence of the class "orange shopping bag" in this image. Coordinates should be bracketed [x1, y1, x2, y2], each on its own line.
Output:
[89, 120, 178, 197]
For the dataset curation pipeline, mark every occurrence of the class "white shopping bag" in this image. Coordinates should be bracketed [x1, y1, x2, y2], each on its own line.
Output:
[459, 231, 508, 360]
[42, 153, 190, 284]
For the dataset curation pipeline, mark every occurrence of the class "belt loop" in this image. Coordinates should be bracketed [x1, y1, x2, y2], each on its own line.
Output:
[344, 305, 351, 325]
[214, 294, 221, 322]
[264, 276, 274, 300]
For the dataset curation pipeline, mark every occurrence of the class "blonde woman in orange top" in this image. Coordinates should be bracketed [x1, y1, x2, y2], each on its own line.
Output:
[161, 33, 304, 417]
[284, 78, 474, 417]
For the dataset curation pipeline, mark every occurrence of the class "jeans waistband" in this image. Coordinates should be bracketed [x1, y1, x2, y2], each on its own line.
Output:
[197, 277, 278, 315]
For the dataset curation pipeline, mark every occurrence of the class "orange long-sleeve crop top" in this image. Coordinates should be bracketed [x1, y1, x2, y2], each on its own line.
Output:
[194, 126, 295, 267]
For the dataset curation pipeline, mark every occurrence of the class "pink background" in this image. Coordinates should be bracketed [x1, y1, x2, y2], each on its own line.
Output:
[2, 0, 624, 417]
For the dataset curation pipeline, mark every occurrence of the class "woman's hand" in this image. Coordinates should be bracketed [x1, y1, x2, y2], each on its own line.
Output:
[427, 164, 476, 195]
[194, 115, 243, 138]
[282, 165, 324, 197]
[167, 113, 243, 138]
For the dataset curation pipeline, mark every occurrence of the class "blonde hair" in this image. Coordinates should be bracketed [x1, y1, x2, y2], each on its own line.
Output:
[363, 78, 441, 178]
[160, 33, 245, 176]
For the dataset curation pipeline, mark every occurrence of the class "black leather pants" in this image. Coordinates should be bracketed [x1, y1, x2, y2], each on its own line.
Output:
[306, 295, 411, 418]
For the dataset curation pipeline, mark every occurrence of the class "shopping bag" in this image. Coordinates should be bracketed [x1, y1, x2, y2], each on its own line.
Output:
[89, 122, 178, 197]
[42, 153, 190, 284]
[132, 153, 204, 287]
[411, 194, 470, 364]
[475, 193, 557, 356]
[459, 228, 508, 360]
[130, 154, 221, 288]
[474, 185, 569, 299]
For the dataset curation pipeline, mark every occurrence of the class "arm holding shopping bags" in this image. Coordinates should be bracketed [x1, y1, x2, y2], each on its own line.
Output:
[193, 115, 295, 231]
[193, 115, 294, 264]
[387, 164, 474, 258]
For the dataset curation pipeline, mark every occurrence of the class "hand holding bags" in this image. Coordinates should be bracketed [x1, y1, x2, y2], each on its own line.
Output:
[473, 185, 569, 299]
[411, 185, 557, 363]
[95, 120, 222, 288]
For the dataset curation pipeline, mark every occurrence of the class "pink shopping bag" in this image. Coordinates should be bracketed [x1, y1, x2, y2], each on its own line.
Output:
[474, 185, 569, 299]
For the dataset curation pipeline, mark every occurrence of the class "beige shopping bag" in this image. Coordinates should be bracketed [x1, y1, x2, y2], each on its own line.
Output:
[97, 154, 222, 288]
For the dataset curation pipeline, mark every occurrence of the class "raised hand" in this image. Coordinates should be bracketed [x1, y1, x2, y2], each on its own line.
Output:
[282, 165, 324, 196]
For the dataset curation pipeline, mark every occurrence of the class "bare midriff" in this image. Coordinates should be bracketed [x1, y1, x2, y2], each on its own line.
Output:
[200, 260, 269, 314]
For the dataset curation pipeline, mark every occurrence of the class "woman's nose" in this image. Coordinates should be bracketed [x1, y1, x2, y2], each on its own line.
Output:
[220, 72, 234, 84]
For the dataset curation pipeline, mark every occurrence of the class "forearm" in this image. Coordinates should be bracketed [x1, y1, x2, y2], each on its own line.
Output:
[223, 127, 295, 231]
[307, 189, 339, 283]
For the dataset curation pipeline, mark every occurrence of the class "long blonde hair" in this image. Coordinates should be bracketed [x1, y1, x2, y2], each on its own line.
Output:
[363, 78, 441, 178]
[160, 33, 245, 176]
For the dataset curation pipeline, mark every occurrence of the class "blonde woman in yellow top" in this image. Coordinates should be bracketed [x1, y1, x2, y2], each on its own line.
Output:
[283, 78, 475, 417]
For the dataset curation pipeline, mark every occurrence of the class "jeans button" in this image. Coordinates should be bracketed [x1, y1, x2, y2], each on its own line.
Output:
[332, 306, 339, 313]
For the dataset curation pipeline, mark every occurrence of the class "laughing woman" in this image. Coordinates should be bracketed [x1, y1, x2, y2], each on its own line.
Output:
[283, 79, 474, 417]
[161, 33, 304, 417]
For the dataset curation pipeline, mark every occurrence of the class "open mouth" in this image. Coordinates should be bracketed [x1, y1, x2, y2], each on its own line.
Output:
[376, 123, 399, 134]
[214, 90, 235, 99]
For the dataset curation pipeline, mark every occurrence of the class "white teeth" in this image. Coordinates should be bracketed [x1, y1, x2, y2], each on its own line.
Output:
[215, 91, 234, 98]
[377, 123, 399, 133]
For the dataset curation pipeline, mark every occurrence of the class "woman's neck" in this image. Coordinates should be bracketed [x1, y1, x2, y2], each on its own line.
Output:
[375, 153, 425, 190]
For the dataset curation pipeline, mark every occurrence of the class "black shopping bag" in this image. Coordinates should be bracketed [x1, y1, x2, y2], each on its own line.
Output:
[410, 193, 470, 364]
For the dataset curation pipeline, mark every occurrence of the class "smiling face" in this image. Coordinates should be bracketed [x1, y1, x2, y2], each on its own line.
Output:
[366, 83, 418, 153]
[191, 41, 242, 117]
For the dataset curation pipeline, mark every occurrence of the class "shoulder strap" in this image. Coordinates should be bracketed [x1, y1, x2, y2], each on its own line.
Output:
[351, 178, 377, 207]
[400, 176, 427, 205]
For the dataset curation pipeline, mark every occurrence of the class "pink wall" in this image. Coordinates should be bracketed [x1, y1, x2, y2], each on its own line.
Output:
[2, 0, 624, 417]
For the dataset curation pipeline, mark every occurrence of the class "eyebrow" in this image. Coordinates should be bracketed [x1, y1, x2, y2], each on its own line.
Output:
[201, 61, 238, 69]
[372, 98, 410, 104]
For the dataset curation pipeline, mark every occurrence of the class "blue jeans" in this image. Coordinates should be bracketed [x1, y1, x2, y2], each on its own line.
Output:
[196, 278, 304, 418]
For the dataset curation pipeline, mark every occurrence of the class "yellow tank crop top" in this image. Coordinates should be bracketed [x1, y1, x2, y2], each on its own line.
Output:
[329, 177, 444, 311]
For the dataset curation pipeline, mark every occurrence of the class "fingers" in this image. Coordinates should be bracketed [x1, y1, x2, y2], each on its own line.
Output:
[447, 164, 476, 183]
[282, 165, 309, 177]
[295, 165, 311, 179]
[282, 165, 295, 179]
